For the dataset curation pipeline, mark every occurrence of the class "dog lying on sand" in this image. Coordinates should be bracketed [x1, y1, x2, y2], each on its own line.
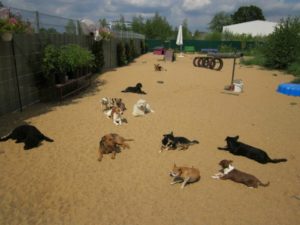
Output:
[160, 132, 199, 152]
[212, 159, 270, 188]
[98, 133, 134, 161]
[132, 99, 154, 117]
[218, 136, 287, 164]
[100, 97, 126, 111]
[121, 83, 146, 94]
[169, 163, 200, 189]
[0, 125, 53, 150]
[104, 106, 125, 126]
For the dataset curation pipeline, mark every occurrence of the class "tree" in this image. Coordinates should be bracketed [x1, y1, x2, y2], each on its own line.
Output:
[182, 19, 192, 39]
[65, 19, 76, 34]
[99, 18, 109, 28]
[193, 30, 204, 40]
[131, 15, 145, 34]
[209, 11, 233, 32]
[113, 15, 128, 31]
[263, 17, 300, 69]
[232, 5, 265, 24]
[144, 12, 173, 40]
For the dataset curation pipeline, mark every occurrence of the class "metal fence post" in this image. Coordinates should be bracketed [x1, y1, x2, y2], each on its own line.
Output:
[77, 20, 81, 35]
[35, 11, 40, 33]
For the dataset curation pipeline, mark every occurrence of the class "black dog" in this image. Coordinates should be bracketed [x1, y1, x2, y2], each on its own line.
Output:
[218, 136, 287, 164]
[0, 125, 54, 150]
[121, 83, 146, 94]
[161, 132, 199, 152]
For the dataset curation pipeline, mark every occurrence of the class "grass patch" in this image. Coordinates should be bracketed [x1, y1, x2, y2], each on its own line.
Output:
[287, 61, 300, 77]
[240, 52, 266, 67]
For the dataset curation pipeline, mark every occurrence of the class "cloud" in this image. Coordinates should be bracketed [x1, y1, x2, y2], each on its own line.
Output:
[1, 0, 300, 31]
[182, 0, 211, 11]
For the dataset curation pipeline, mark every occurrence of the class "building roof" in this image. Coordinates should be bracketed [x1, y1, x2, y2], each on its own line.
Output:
[222, 20, 278, 36]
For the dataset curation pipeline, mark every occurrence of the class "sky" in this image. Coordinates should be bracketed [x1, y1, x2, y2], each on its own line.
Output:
[2, 0, 300, 31]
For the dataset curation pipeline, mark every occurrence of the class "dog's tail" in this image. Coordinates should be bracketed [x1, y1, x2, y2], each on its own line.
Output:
[124, 138, 134, 142]
[121, 90, 127, 93]
[43, 135, 54, 142]
[190, 140, 199, 145]
[259, 181, 270, 187]
[0, 132, 12, 142]
[269, 158, 287, 163]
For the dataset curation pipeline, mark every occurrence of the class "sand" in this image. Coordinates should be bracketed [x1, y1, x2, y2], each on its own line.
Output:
[0, 53, 300, 225]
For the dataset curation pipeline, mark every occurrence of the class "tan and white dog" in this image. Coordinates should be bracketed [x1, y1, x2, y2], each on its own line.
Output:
[132, 99, 154, 117]
[100, 97, 126, 111]
[169, 164, 200, 189]
[105, 106, 124, 125]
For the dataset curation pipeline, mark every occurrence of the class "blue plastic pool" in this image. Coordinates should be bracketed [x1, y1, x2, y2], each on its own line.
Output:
[277, 83, 300, 96]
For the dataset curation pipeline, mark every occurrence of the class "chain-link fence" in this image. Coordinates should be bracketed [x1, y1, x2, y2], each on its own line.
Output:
[7, 6, 145, 39]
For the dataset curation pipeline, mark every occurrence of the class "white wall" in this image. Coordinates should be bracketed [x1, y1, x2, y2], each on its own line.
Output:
[223, 20, 278, 36]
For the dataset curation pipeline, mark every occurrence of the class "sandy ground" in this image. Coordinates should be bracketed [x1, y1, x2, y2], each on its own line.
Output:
[0, 53, 300, 225]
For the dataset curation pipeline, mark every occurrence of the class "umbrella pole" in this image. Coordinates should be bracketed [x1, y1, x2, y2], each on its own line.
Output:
[231, 57, 236, 85]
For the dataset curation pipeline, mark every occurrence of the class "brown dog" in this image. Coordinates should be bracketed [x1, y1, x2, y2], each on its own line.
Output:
[169, 164, 200, 189]
[154, 64, 166, 71]
[98, 133, 133, 161]
[212, 159, 270, 188]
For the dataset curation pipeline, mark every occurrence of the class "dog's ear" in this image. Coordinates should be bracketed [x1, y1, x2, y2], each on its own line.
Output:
[234, 135, 239, 140]
[170, 131, 173, 136]
[228, 160, 233, 164]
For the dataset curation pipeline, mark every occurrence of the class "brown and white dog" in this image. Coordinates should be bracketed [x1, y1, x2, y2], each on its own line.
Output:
[100, 97, 126, 111]
[98, 133, 134, 161]
[105, 106, 124, 125]
[169, 164, 200, 189]
[212, 159, 270, 188]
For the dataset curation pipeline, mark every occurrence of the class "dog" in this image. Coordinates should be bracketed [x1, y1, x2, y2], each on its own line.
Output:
[160, 132, 199, 152]
[212, 159, 270, 188]
[105, 106, 124, 125]
[100, 97, 126, 111]
[218, 136, 287, 164]
[98, 133, 134, 161]
[169, 163, 200, 189]
[154, 64, 166, 71]
[132, 99, 154, 117]
[121, 83, 146, 94]
[0, 125, 54, 150]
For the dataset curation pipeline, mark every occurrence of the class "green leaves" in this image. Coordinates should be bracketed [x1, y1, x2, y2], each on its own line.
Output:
[231, 5, 265, 24]
[264, 17, 300, 69]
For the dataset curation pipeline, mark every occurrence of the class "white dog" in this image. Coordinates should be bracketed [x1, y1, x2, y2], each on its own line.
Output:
[132, 99, 154, 117]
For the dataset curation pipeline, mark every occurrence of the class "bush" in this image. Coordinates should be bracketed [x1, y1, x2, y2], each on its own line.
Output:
[42, 44, 94, 84]
[287, 59, 300, 77]
[117, 42, 127, 66]
[240, 48, 266, 66]
[129, 39, 137, 59]
[219, 44, 237, 53]
[125, 42, 132, 63]
[140, 40, 146, 54]
[92, 40, 104, 73]
[42, 45, 66, 84]
[204, 32, 222, 41]
[263, 17, 300, 69]
[60, 44, 94, 78]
